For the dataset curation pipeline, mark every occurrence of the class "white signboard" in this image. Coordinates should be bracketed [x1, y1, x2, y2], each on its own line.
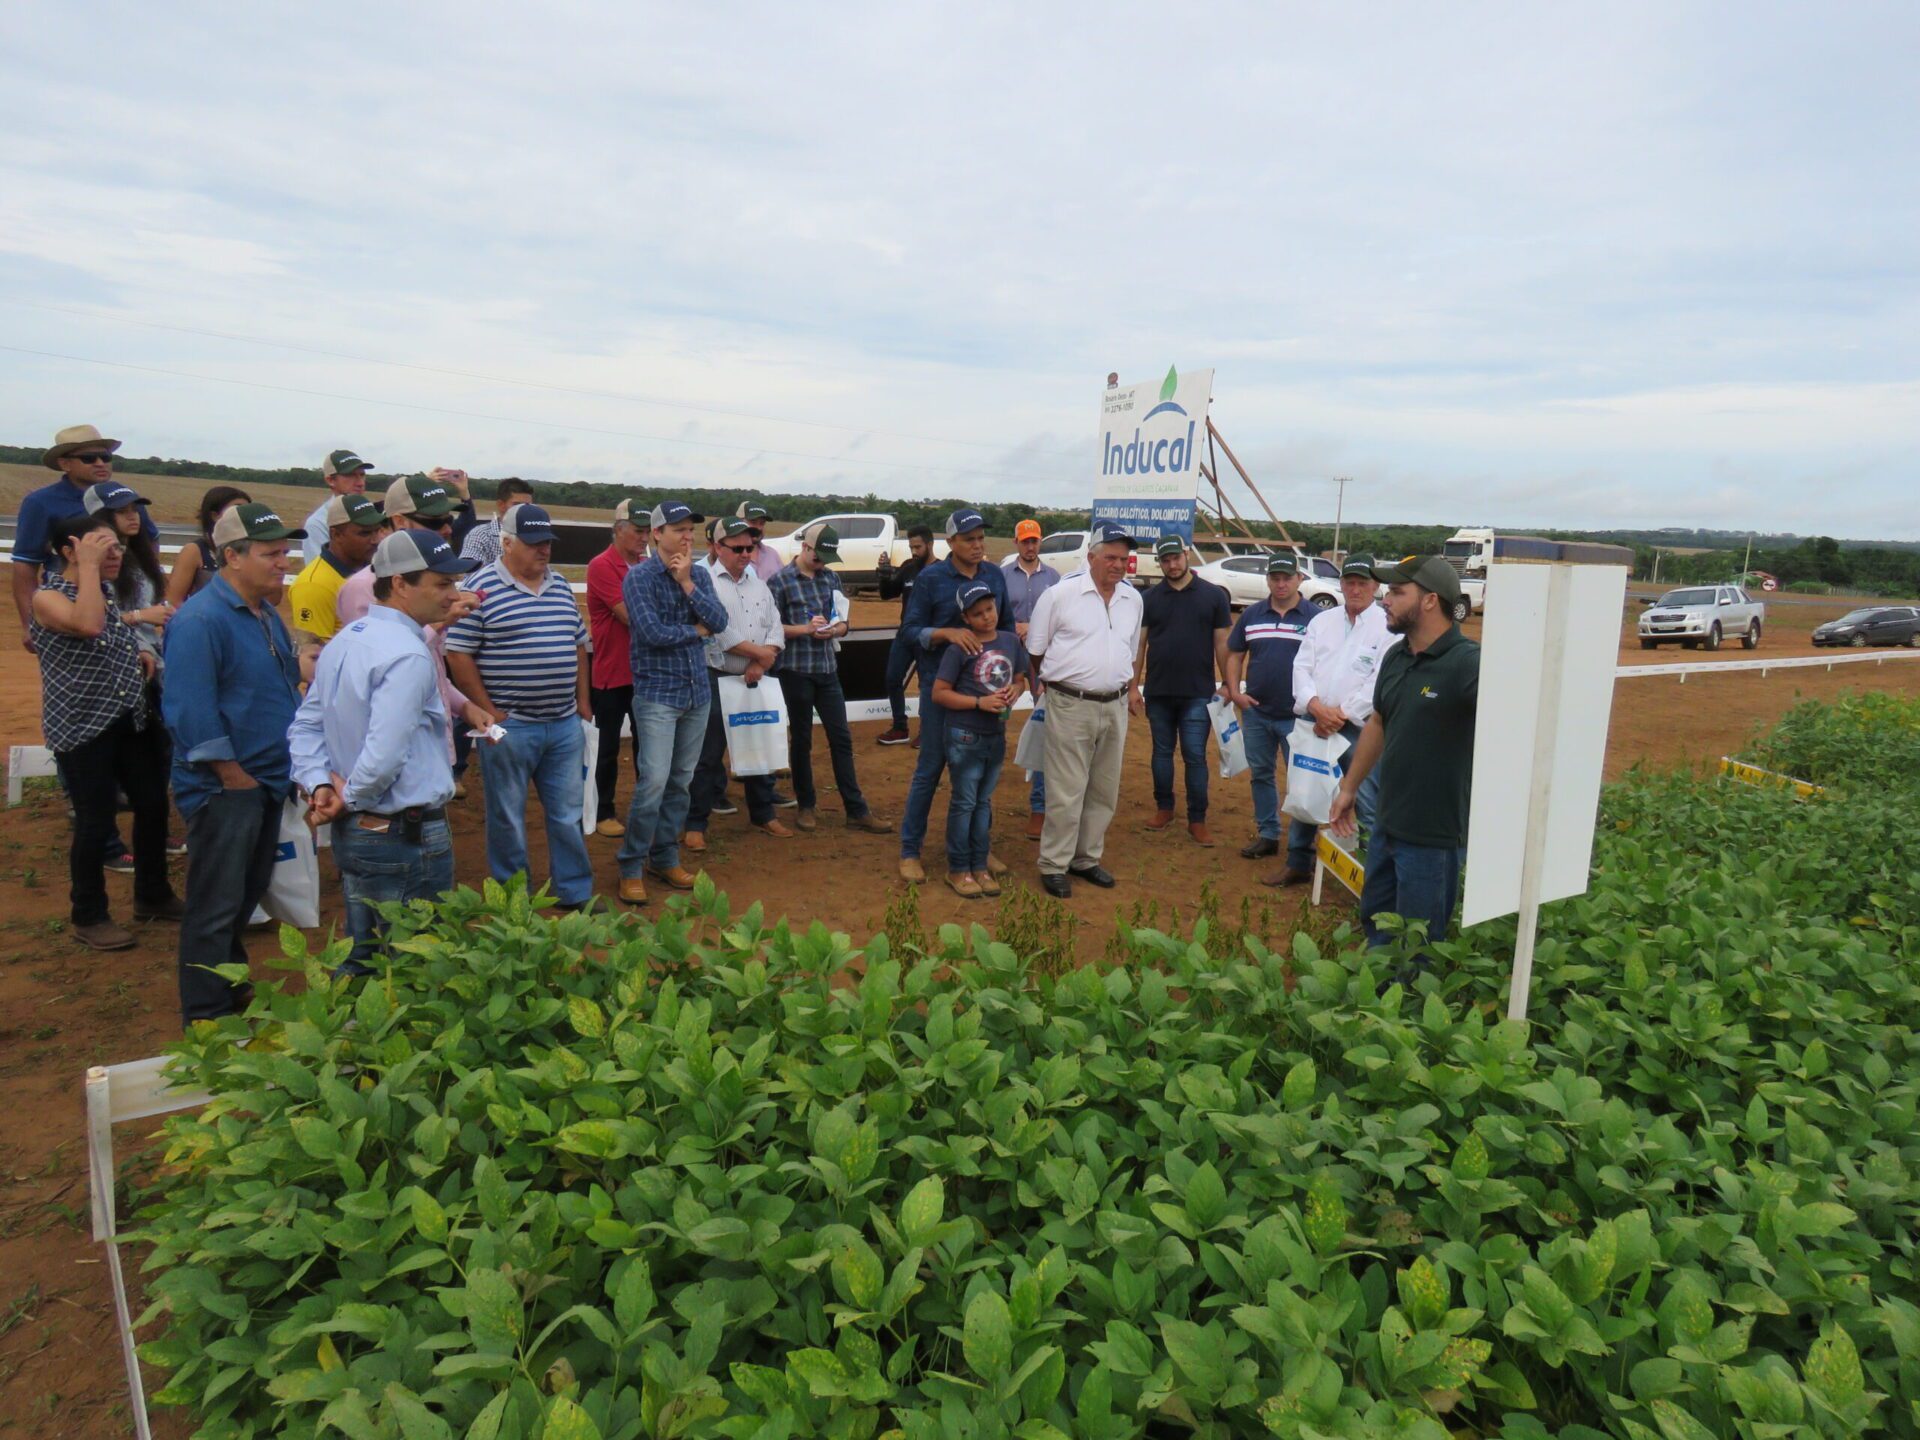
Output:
[1092, 365, 1213, 543]
[1463, 562, 1627, 927]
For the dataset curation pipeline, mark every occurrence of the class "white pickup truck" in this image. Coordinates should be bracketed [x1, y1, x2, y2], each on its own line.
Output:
[1637, 584, 1765, 651]
[764, 513, 948, 593]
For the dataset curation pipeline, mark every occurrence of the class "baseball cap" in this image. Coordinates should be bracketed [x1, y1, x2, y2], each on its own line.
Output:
[945, 508, 987, 539]
[82, 481, 151, 515]
[1340, 554, 1376, 578]
[1153, 535, 1185, 558]
[323, 448, 372, 478]
[1014, 519, 1042, 541]
[613, 498, 653, 527]
[735, 501, 770, 522]
[797, 521, 841, 562]
[372, 528, 481, 578]
[1264, 553, 1300, 576]
[211, 502, 306, 547]
[324, 494, 385, 530]
[649, 500, 704, 529]
[1090, 521, 1137, 550]
[384, 473, 458, 519]
[957, 581, 996, 611]
[712, 516, 754, 542]
[500, 503, 557, 544]
[1371, 554, 1463, 605]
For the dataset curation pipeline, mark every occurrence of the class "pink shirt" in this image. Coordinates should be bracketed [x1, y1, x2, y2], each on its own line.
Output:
[335, 567, 466, 756]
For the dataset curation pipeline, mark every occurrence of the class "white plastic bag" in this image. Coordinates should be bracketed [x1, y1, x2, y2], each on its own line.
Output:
[579, 718, 600, 835]
[1280, 719, 1350, 827]
[1015, 704, 1046, 776]
[261, 795, 321, 929]
[718, 675, 789, 777]
[1208, 697, 1249, 780]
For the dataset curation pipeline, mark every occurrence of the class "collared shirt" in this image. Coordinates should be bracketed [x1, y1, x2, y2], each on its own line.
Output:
[11, 477, 156, 568]
[748, 543, 783, 582]
[289, 548, 356, 640]
[900, 557, 1012, 678]
[880, 552, 926, 608]
[1293, 601, 1396, 724]
[290, 605, 453, 813]
[1000, 556, 1060, 625]
[1227, 597, 1315, 714]
[30, 576, 148, 752]
[625, 555, 731, 707]
[701, 557, 785, 675]
[1026, 570, 1143, 692]
[459, 518, 503, 567]
[586, 545, 640, 689]
[336, 567, 467, 757]
[161, 574, 303, 816]
[767, 561, 848, 676]
[444, 559, 586, 721]
[1372, 625, 1481, 848]
[1140, 576, 1231, 698]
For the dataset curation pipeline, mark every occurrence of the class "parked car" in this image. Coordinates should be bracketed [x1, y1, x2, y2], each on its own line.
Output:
[1191, 553, 1342, 611]
[1636, 584, 1765, 650]
[763, 513, 947, 593]
[1811, 605, 1920, 648]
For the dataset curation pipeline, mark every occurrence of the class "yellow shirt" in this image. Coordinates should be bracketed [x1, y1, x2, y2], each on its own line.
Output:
[289, 551, 352, 641]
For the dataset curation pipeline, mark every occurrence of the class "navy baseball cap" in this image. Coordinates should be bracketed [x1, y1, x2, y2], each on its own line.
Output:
[500, 503, 557, 544]
[945, 508, 987, 538]
[957, 581, 997, 611]
[372, 528, 482, 578]
[1264, 553, 1300, 576]
[650, 500, 704, 529]
[1090, 521, 1137, 549]
[82, 481, 150, 515]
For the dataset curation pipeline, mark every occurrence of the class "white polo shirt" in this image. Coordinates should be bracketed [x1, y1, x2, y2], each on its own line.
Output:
[1292, 600, 1396, 723]
[1027, 570, 1144, 693]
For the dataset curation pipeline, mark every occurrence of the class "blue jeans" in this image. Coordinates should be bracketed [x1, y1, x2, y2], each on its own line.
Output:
[178, 786, 281, 1023]
[944, 727, 1006, 873]
[1146, 695, 1212, 820]
[884, 633, 919, 729]
[1030, 769, 1046, 814]
[1360, 830, 1465, 951]
[331, 814, 454, 971]
[617, 697, 710, 876]
[899, 681, 951, 858]
[478, 715, 594, 905]
[1241, 705, 1315, 872]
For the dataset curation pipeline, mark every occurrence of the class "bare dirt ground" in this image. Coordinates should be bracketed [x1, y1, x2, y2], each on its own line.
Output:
[1, 543, 1917, 1435]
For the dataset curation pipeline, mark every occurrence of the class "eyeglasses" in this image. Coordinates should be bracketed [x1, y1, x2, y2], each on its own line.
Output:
[746, 529, 764, 540]
[73, 454, 114, 465]
[722, 542, 757, 554]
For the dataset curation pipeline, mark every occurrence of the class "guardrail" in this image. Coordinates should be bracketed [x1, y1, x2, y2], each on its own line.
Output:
[1616, 650, 1920, 680]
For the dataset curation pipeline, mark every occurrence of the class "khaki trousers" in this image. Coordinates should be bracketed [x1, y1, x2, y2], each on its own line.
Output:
[1038, 689, 1129, 875]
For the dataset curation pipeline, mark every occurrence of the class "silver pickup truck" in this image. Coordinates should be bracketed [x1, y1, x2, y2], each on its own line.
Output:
[1637, 584, 1765, 651]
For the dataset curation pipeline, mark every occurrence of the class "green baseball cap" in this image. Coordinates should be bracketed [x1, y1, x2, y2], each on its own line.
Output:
[798, 521, 841, 562]
[324, 448, 372, 477]
[1153, 535, 1186, 558]
[1340, 554, 1376, 578]
[1264, 553, 1300, 576]
[713, 516, 755, 541]
[324, 493, 385, 529]
[1371, 554, 1463, 605]
[210, 502, 307, 546]
[384, 473, 458, 519]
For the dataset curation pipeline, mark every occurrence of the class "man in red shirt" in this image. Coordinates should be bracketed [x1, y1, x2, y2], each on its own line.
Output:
[585, 499, 651, 836]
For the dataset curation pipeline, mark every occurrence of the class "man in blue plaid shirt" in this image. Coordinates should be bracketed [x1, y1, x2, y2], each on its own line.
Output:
[767, 523, 891, 834]
[615, 501, 730, 907]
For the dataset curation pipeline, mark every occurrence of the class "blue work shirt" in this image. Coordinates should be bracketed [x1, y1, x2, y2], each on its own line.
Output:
[12, 476, 157, 567]
[899, 558, 1011, 682]
[625, 556, 730, 708]
[288, 606, 453, 813]
[162, 574, 303, 817]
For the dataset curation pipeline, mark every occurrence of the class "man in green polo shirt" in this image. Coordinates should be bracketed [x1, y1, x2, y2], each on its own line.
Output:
[1330, 554, 1480, 955]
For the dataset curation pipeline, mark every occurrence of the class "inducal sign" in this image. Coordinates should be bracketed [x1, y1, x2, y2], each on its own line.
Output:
[1092, 364, 1214, 545]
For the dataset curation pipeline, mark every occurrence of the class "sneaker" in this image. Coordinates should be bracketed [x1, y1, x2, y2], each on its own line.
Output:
[104, 849, 135, 875]
[711, 798, 740, 816]
[166, 835, 187, 857]
[771, 791, 797, 809]
[877, 727, 910, 746]
[72, 919, 136, 951]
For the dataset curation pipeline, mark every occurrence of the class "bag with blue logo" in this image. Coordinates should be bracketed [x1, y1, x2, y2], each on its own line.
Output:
[1207, 696, 1249, 780]
[261, 795, 321, 930]
[717, 675, 790, 777]
[1281, 718, 1350, 827]
[1014, 703, 1046, 776]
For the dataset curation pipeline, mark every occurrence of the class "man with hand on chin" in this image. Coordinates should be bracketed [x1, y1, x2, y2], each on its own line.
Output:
[293, 530, 485, 973]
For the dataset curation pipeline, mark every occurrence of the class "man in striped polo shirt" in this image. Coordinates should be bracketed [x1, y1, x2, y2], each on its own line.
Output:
[445, 503, 596, 908]
[1223, 554, 1320, 882]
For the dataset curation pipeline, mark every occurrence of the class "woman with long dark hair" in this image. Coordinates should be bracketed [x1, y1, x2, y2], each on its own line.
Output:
[165, 484, 251, 607]
[85, 485, 174, 659]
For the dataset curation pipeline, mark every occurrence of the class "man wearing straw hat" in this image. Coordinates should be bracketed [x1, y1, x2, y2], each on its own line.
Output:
[12, 425, 155, 652]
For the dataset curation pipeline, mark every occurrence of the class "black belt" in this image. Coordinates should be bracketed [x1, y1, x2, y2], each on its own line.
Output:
[1045, 679, 1128, 703]
[355, 805, 446, 822]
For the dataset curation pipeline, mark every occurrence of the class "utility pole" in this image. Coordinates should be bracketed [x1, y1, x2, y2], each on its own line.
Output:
[1742, 533, 1754, 579]
[1330, 477, 1353, 561]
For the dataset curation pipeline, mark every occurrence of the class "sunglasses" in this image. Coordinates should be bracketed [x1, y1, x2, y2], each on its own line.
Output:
[74, 453, 114, 465]
[721, 541, 757, 554]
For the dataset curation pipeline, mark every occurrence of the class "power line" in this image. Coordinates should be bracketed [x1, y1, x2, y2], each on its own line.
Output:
[7, 299, 1066, 459]
[0, 344, 1071, 488]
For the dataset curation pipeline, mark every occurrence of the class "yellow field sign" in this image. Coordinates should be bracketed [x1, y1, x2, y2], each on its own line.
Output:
[1315, 832, 1366, 898]
[1718, 757, 1823, 799]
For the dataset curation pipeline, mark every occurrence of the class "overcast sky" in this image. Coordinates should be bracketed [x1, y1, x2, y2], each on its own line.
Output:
[2, 3, 1915, 537]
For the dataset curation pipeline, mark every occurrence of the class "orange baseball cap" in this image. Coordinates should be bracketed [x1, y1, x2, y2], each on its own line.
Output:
[1014, 519, 1042, 541]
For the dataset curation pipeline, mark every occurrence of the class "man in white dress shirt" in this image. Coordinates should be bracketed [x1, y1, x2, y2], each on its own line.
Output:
[1024, 522, 1145, 898]
[1291, 554, 1394, 854]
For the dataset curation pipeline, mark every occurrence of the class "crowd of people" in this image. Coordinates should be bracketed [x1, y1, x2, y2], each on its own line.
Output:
[11, 422, 1481, 1028]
